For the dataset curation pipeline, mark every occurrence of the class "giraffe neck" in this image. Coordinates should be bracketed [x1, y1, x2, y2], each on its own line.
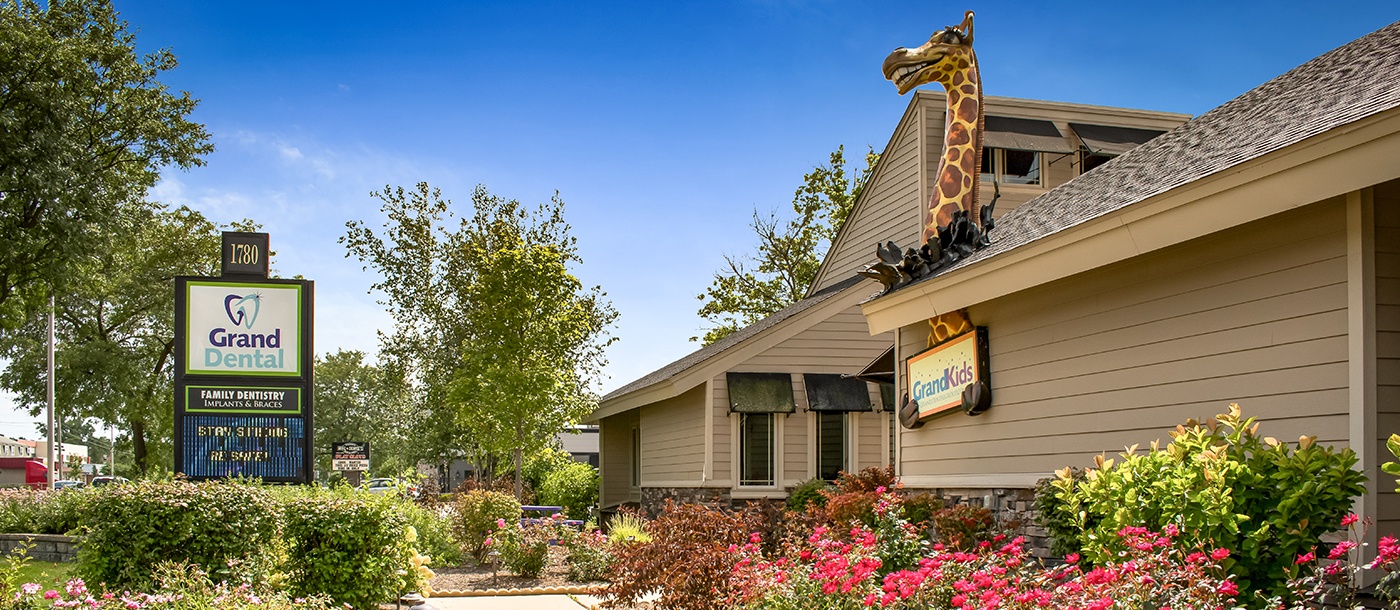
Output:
[925, 51, 982, 244]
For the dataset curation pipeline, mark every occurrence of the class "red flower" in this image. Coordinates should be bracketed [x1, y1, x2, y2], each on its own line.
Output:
[1218, 580, 1239, 596]
[1341, 513, 1360, 527]
[1210, 548, 1230, 561]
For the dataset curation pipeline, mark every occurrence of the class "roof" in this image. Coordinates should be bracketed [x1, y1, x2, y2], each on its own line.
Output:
[600, 276, 865, 402]
[878, 19, 1400, 296]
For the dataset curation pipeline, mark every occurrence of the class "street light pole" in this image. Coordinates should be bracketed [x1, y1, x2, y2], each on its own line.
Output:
[45, 295, 55, 490]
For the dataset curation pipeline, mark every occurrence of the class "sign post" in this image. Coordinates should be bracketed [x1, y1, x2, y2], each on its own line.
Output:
[173, 233, 314, 483]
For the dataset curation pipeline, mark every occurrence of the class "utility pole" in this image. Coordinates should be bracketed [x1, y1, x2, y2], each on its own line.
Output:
[45, 295, 55, 490]
[108, 423, 114, 475]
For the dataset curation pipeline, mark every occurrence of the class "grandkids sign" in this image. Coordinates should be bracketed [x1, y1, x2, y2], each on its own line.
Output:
[174, 233, 314, 483]
[903, 327, 991, 425]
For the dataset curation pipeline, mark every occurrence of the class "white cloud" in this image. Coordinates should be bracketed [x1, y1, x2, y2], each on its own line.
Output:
[279, 145, 304, 160]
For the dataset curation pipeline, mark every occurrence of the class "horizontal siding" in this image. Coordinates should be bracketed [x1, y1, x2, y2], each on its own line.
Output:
[1379, 180, 1400, 546]
[731, 306, 892, 373]
[783, 406, 807, 485]
[856, 411, 884, 470]
[640, 385, 706, 484]
[600, 411, 639, 507]
[899, 199, 1350, 480]
[712, 374, 730, 484]
[815, 115, 921, 292]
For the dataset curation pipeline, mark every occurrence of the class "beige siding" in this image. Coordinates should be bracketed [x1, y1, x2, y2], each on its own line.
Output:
[899, 199, 1351, 480]
[600, 410, 640, 508]
[814, 117, 921, 292]
[639, 384, 706, 485]
[1376, 180, 1400, 532]
[856, 410, 886, 470]
[712, 373, 731, 486]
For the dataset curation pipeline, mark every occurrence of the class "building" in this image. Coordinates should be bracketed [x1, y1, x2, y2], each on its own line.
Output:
[856, 21, 1400, 550]
[587, 93, 1190, 514]
[22, 441, 88, 475]
[0, 436, 33, 459]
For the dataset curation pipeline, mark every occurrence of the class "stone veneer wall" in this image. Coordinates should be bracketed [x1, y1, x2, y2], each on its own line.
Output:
[0, 534, 79, 563]
[639, 487, 730, 514]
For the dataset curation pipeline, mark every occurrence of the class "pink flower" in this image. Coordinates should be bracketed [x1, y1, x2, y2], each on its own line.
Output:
[1210, 548, 1230, 561]
[496, 518, 507, 528]
[1341, 513, 1360, 527]
[1218, 580, 1239, 596]
[44, 591, 58, 600]
[1328, 540, 1357, 560]
[484, 537, 493, 546]
[1296, 550, 1316, 564]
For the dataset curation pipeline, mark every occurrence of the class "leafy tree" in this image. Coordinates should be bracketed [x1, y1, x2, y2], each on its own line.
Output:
[694, 145, 878, 345]
[343, 183, 617, 498]
[312, 349, 413, 478]
[0, 0, 212, 330]
[0, 203, 252, 474]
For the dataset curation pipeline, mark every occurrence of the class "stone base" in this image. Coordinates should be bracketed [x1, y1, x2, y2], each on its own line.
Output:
[639, 487, 730, 515]
[912, 487, 1053, 559]
[0, 534, 79, 563]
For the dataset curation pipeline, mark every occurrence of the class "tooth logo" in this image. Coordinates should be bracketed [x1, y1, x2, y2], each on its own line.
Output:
[223, 293, 261, 329]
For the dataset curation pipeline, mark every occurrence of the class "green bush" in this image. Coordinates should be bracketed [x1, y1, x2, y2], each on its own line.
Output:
[36, 488, 89, 535]
[281, 490, 419, 609]
[400, 500, 462, 566]
[537, 460, 598, 520]
[76, 480, 280, 591]
[1040, 404, 1366, 602]
[495, 518, 554, 578]
[606, 511, 651, 545]
[930, 503, 994, 550]
[559, 526, 614, 581]
[0, 489, 44, 533]
[786, 477, 831, 512]
[454, 490, 521, 561]
[898, 491, 944, 530]
[522, 447, 575, 492]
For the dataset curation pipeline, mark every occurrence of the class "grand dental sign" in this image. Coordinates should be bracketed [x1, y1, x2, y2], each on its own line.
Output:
[174, 233, 314, 484]
[184, 281, 302, 376]
[904, 328, 991, 421]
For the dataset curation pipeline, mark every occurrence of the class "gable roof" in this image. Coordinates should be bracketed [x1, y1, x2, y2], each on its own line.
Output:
[873, 20, 1400, 298]
[597, 275, 865, 405]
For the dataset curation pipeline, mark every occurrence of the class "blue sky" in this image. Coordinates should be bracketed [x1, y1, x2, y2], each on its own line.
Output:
[1, 1, 1397, 439]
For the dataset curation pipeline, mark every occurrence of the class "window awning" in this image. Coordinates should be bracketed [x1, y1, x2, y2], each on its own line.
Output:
[1069, 123, 1167, 156]
[802, 374, 873, 413]
[847, 346, 895, 386]
[983, 116, 1075, 154]
[726, 373, 796, 414]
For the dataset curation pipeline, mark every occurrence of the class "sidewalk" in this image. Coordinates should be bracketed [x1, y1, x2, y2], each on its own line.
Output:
[416, 593, 605, 609]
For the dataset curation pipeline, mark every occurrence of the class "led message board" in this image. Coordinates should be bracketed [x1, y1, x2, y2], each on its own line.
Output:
[174, 236, 314, 484]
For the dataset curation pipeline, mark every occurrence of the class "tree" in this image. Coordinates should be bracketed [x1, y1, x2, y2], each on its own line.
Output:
[694, 145, 878, 345]
[0, 0, 212, 330]
[313, 349, 413, 478]
[0, 203, 251, 474]
[343, 183, 617, 498]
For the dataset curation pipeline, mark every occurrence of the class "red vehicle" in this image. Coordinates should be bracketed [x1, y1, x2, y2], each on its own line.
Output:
[0, 458, 49, 489]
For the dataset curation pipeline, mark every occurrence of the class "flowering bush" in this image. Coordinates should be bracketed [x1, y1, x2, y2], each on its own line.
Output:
[4, 562, 338, 610]
[454, 490, 521, 562]
[1041, 404, 1366, 600]
[492, 515, 557, 578]
[929, 503, 994, 552]
[821, 467, 899, 528]
[728, 520, 1243, 610]
[1269, 513, 1400, 608]
[559, 525, 615, 581]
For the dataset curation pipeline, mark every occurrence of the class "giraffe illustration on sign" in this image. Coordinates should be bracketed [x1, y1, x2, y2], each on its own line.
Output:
[859, 11, 998, 295]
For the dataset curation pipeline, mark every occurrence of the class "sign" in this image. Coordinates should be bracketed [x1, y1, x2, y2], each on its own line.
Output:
[332, 442, 370, 472]
[905, 327, 991, 421]
[174, 258, 314, 483]
[186, 386, 301, 414]
[222, 232, 270, 277]
[183, 281, 302, 377]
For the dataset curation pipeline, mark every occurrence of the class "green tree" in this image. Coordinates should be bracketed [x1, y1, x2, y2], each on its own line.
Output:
[0, 204, 251, 474]
[694, 145, 878, 345]
[343, 183, 617, 499]
[313, 349, 413, 478]
[0, 0, 212, 330]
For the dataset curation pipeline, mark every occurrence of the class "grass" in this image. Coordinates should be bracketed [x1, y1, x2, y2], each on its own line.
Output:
[0, 557, 76, 591]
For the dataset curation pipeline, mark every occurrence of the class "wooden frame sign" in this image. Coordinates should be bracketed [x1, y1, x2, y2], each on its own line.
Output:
[905, 327, 991, 421]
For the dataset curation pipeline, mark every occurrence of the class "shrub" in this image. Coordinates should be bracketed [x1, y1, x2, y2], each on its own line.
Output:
[0, 489, 44, 534]
[1032, 467, 1084, 555]
[785, 477, 831, 512]
[281, 490, 419, 609]
[36, 487, 89, 535]
[930, 503, 994, 551]
[1040, 404, 1367, 602]
[9, 562, 339, 609]
[559, 526, 615, 582]
[494, 516, 557, 578]
[821, 466, 898, 527]
[77, 480, 280, 591]
[898, 491, 943, 531]
[605, 510, 651, 545]
[454, 490, 521, 562]
[605, 501, 754, 610]
[537, 460, 598, 520]
[522, 447, 575, 492]
[400, 500, 462, 566]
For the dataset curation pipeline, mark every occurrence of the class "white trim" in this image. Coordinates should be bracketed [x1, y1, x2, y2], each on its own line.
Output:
[862, 108, 1400, 334]
[894, 326, 903, 477]
[641, 480, 709, 488]
[900, 473, 1050, 489]
[1347, 187, 1379, 580]
[730, 489, 790, 500]
[703, 376, 714, 484]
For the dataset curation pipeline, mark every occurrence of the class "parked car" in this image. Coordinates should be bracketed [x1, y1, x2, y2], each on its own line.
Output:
[53, 479, 82, 490]
[88, 476, 129, 487]
[364, 478, 419, 499]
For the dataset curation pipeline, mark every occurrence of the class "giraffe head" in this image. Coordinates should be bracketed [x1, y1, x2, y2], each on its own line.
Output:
[882, 11, 976, 95]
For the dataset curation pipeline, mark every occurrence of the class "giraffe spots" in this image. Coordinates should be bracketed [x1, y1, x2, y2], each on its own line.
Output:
[940, 165, 965, 199]
[959, 148, 976, 175]
[955, 99, 978, 123]
[946, 122, 971, 147]
[952, 71, 964, 86]
[963, 174, 971, 188]
[948, 148, 961, 162]
[957, 58, 970, 69]
[961, 84, 978, 95]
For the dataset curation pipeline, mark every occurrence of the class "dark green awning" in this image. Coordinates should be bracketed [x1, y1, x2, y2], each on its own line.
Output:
[803, 374, 873, 413]
[1069, 123, 1166, 156]
[983, 116, 1074, 154]
[726, 373, 796, 414]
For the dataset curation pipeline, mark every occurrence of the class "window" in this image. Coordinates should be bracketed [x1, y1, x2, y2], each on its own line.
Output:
[739, 413, 775, 486]
[630, 427, 640, 488]
[980, 147, 1042, 187]
[1080, 150, 1114, 174]
[816, 412, 846, 481]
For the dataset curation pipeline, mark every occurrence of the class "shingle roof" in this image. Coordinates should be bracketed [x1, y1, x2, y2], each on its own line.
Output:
[601, 276, 865, 402]
[885, 19, 1400, 293]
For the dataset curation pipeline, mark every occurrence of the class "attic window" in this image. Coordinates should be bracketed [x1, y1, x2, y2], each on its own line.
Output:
[726, 373, 796, 414]
[802, 374, 873, 413]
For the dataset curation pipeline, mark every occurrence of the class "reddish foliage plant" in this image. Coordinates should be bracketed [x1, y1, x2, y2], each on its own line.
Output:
[603, 500, 756, 610]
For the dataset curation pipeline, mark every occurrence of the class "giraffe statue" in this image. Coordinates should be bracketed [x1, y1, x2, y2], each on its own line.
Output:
[857, 11, 998, 295]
